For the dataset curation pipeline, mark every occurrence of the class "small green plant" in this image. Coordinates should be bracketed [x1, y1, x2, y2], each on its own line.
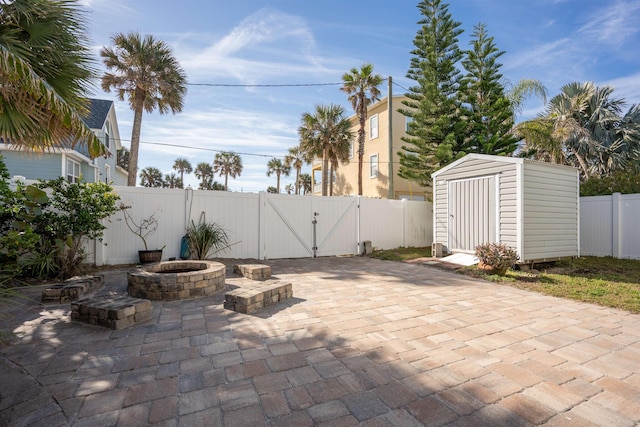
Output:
[186, 220, 230, 259]
[475, 243, 519, 276]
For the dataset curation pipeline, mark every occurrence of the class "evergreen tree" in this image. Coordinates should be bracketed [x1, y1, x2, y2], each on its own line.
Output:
[398, 0, 465, 187]
[461, 23, 517, 156]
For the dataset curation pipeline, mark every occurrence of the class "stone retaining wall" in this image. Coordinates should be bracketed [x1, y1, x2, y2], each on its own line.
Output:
[224, 280, 293, 314]
[128, 260, 226, 301]
[71, 295, 151, 330]
[41, 275, 103, 304]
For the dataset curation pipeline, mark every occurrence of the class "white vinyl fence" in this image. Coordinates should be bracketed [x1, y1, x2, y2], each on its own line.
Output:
[580, 193, 640, 260]
[96, 187, 433, 265]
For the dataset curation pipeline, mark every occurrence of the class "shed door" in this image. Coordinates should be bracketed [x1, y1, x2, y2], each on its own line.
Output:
[448, 176, 496, 252]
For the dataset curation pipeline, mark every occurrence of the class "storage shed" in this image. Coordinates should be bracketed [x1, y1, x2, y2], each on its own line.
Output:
[431, 154, 580, 263]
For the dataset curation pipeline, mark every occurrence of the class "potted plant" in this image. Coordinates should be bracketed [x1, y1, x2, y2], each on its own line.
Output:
[475, 243, 519, 276]
[185, 220, 230, 259]
[119, 203, 164, 263]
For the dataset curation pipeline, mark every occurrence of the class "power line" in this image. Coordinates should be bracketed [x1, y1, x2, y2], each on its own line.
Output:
[392, 81, 409, 91]
[186, 77, 393, 88]
[117, 137, 409, 165]
[187, 82, 344, 88]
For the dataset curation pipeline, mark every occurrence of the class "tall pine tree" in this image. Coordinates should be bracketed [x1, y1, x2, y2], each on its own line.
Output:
[461, 23, 518, 156]
[398, 0, 465, 187]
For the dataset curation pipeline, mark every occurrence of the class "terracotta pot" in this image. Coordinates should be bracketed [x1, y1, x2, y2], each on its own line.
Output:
[477, 261, 508, 275]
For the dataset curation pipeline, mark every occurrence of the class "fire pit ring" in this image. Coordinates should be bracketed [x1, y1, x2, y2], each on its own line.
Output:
[127, 260, 226, 301]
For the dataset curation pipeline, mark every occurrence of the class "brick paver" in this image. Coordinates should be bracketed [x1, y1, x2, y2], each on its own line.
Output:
[1, 258, 640, 426]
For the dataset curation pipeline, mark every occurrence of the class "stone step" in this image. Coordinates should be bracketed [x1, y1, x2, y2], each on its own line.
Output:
[41, 275, 103, 304]
[233, 264, 272, 280]
[224, 280, 292, 314]
[71, 294, 151, 330]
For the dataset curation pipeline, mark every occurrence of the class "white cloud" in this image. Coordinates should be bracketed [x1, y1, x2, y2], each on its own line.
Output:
[577, 1, 640, 48]
[601, 72, 640, 105]
[177, 8, 342, 83]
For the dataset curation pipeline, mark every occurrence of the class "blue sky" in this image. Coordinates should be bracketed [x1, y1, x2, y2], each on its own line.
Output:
[81, 0, 640, 192]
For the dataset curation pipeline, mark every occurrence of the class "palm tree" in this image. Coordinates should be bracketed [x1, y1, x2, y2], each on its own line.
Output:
[173, 158, 192, 184]
[298, 104, 353, 196]
[194, 162, 214, 190]
[299, 173, 312, 195]
[507, 78, 548, 117]
[163, 173, 182, 188]
[341, 63, 383, 195]
[266, 158, 290, 194]
[328, 136, 352, 196]
[139, 167, 163, 187]
[0, 0, 105, 157]
[516, 82, 640, 179]
[284, 183, 294, 194]
[101, 32, 187, 186]
[213, 151, 243, 191]
[284, 146, 307, 195]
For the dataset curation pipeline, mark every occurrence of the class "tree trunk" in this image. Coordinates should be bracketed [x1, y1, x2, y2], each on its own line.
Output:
[358, 101, 366, 196]
[224, 173, 229, 191]
[295, 167, 300, 195]
[127, 92, 145, 186]
[329, 164, 334, 196]
[276, 173, 281, 193]
[572, 148, 590, 179]
[322, 145, 329, 196]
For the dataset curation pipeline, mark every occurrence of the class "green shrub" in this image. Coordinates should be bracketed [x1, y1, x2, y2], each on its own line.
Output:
[186, 221, 230, 260]
[475, 243, 519, 276]
[0, 157, 120, 280]
[581, 169, 640, 196]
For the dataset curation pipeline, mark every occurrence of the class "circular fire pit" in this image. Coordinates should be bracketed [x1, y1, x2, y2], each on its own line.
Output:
[127, 260, 226, 301]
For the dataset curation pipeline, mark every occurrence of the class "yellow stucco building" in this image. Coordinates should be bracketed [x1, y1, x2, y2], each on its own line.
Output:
[311, 95, 429, 200]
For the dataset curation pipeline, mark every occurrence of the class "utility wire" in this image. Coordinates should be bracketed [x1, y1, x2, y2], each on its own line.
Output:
[392, 81, 409, 91]
[186, 77, 394, 88]
[187, 82, 344, 88]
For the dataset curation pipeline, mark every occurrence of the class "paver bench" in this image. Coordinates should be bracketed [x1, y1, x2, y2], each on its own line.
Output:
[233, 264, 271, 280]
[71, 294, 152, 330]
[41, 275, 103, 304]
[224, 280, 292, 314]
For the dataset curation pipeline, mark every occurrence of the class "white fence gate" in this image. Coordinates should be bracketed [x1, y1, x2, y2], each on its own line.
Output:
[580, 193, 640, 259]
[97, 187, 433, 265]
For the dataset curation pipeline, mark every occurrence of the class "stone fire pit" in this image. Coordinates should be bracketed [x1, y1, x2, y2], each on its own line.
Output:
[127, 260, 226, 301]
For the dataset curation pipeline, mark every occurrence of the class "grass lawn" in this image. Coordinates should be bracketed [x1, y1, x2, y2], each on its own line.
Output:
[370, 248, 640, 313]
[369, 246, 431, 261]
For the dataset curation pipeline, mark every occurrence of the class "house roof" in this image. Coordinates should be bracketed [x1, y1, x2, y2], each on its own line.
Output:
[82, 99, 113, 129]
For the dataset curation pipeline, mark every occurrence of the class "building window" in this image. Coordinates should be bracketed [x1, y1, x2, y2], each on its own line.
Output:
[405, 116, 413, 132]
[105, 165, 111, 183]
[369, 114, 379, 140]
[105, 121, 111, 148]
[370, 153, 378, 178]
[66, 158, 80, 183]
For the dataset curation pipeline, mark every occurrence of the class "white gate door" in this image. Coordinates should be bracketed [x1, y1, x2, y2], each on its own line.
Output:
[448, 176, 496, 252]
[312, 197, 358, 257]
[263, 194, 359, 259]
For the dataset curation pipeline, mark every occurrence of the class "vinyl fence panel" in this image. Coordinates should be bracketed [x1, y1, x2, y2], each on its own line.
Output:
[580, 193, 640, 260]
[97, 187, 434, 265]
[189, 190, 261, 259]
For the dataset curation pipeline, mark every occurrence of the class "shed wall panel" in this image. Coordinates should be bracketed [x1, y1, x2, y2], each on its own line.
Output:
[522, 162, 579, 261]
[433, 157, 517, 252]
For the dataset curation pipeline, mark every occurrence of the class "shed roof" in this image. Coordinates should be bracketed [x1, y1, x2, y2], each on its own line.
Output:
[431, 153, 576, 178]
[82, 99, 113, 129]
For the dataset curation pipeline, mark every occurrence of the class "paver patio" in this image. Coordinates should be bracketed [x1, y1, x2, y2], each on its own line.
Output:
[1, 257, 639, 426]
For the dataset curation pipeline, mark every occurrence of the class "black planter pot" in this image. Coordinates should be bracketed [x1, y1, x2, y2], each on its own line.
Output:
[138, 249, 163, 264]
